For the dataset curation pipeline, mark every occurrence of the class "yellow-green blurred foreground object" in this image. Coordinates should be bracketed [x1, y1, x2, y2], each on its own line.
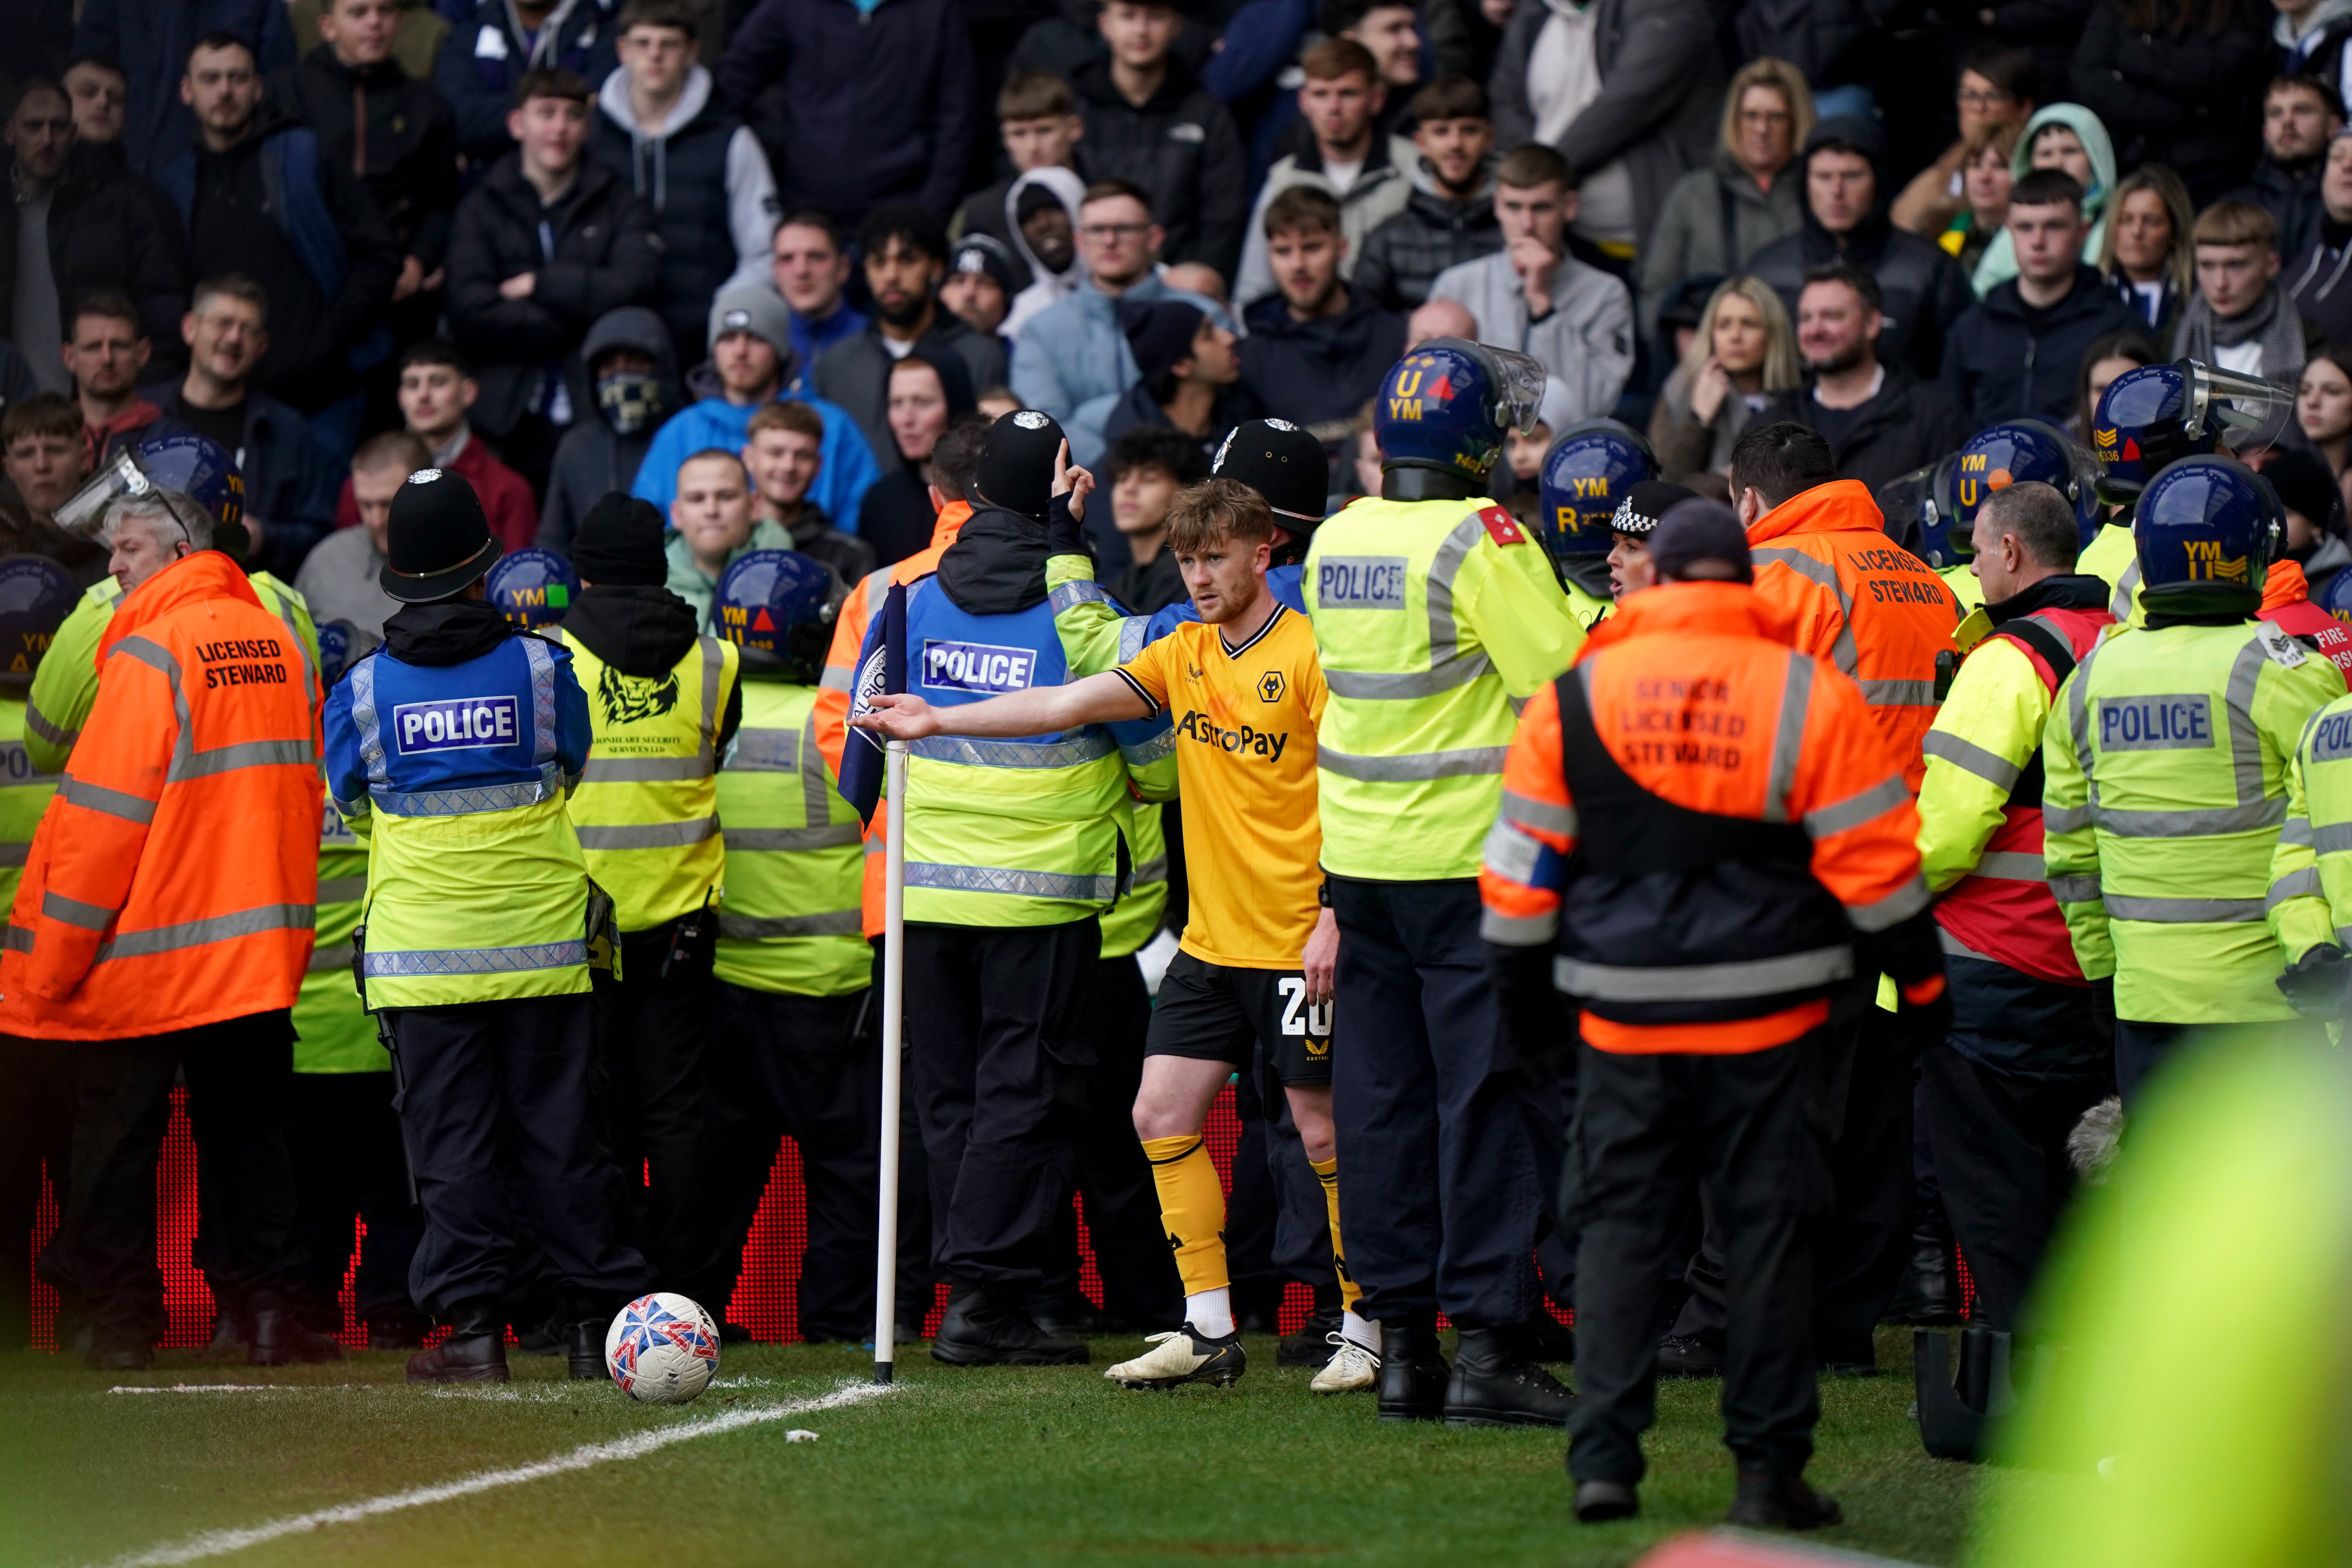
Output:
[1971, 1028, 2352, 1568]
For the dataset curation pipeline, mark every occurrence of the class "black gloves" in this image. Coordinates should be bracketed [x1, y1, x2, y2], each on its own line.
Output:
[1046, 490, 1088, 560]
[2276, 943, 2352, 1018]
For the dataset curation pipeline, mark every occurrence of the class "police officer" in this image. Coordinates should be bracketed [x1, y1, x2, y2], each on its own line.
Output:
[0, 558, 80, 1350]
[26, 434, 319, 775]
[1913, 481, 2116, 1334]
[1889, 421, 2107, 617]
[324, 470, 649, 1383]
[1303, 338, 1586, 1423]
[1536, 421, 1655, 628]
[1600, 481, 1696, 602]
[543, 494, 743, 1312]
[1482, 501, 1946, 1527]
[698, 550, 928, 1343]
[285, 618, 431, 1348]
[2043, 455, 2345, 1105]
[854, 410, 1169, 1367]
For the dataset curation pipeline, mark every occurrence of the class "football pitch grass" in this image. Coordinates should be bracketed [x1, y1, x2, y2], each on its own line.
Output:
[1, 1328, 1984, 1568]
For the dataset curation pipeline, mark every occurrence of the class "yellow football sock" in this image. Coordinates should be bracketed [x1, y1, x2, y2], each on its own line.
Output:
[1310, 1155, 1361, 1312]
[1142, 1134, 1228, 1296]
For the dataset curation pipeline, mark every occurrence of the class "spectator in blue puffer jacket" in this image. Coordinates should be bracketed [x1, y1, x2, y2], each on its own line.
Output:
[434, 0, 621, 163]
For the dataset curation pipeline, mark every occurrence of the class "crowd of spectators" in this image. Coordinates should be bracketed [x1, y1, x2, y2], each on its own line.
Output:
[0, 0, 2347, 614]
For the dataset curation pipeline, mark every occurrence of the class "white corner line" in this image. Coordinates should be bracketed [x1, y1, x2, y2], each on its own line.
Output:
[90, 1380, 900, 1568]
[106, 1385, 328, 1396]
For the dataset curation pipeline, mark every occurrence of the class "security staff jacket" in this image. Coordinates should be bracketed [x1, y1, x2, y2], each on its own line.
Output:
[1746, 479, 1961, 788]
[2258, 559, 2352, 676]
[2042, 613, 2347, 1023]
[0, 552, 322, 1039]
[292, 797, 381, 1072]
[324, 598, 597, 1009]
[24, 567, 318, 774]
[1481, 581, 1945, 1053]
[2078, 519, 2140, 624]
[0, 694, 62, 918]
[713, 677, 869, 998]
[1303, 492, 1586, 881]
[1918, 575, 2114, 984]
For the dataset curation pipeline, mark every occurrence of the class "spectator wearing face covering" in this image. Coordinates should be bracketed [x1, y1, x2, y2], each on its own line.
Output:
[537, 306, 679, 556]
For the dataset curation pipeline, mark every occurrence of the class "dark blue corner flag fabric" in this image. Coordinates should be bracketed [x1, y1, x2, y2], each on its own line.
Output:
[837, 579, 907, 825]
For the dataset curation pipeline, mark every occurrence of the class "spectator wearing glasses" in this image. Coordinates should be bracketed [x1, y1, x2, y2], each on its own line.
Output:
[1891, 47, 2038, 238]
[1638, 58, 1815, 338]
[1071, 0, 1249, 279]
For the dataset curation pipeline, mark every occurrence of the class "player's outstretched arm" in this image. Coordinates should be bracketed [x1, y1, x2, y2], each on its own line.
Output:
[851, 672, 1151, 740]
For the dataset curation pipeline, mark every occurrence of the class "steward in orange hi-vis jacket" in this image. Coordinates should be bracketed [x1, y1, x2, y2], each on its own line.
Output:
[1, 535, 329, 1371]
[1480, 503, 1945, 1532]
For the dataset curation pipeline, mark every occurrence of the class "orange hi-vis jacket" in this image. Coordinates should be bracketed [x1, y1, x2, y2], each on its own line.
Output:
[2258, 559, 2352, 676]
[0, 552, 322, 1040]
[813, 499, 971, 937]
[1480, 581, 1946, 1054]
[1746, 479, 1960, 789]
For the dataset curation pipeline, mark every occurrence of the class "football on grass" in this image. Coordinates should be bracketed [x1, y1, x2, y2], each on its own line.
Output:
[605, 1292, 721, 1404]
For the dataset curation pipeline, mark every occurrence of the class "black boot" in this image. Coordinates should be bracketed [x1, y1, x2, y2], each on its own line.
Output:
[568, 1319, 608, 1380]
[1726, 1469, 1843, 1529]
[931, 1289, 1089, 1366]
[1443, 1325, 1577, 1427]
[1883, 1225, 1961, 1326]
[1374, 1313, 1448, 1422]
[247, 1293, 344, 1366]
[1655, 1334, 1724, 1378]
[207, 1303, 247, 1350]
[1279, 1283, 1344, 1367]
[85, 1337, 152, 1372]
[407, 1301, 509, 1384]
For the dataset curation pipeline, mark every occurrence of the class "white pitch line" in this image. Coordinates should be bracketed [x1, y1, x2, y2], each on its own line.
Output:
[93, 1380, 900, 1568]
[106, 1386, 326, 1396]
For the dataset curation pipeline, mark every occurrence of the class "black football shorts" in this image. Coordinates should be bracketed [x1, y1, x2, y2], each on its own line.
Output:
[1145, 949, 1332, 1088]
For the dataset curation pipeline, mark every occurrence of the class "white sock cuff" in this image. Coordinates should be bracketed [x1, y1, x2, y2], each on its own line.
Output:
[1186, 1288, 1234, 1339]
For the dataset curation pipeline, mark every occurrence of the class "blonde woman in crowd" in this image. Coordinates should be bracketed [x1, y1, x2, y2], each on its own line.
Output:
[1646, 275, 1800, 494]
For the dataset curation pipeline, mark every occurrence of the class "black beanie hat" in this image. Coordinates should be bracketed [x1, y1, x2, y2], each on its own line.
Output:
[975, 409, 1066, 521]
[1212, 418, 1327, 522]
[1649, 499, 1754, 583]
[2263, 448, 2338, 530]
[572, 492, 669, 586]
[381, 467, 503, 603]
[1117, 298, 1207, 383]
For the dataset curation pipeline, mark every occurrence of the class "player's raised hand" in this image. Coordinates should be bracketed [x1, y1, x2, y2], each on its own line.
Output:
[849, 692, 942, 740]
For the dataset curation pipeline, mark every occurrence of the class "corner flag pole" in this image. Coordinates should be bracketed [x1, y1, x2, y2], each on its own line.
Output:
[871, 736, 907, 1384]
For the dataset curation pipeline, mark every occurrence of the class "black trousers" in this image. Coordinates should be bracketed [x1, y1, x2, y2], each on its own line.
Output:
[53, 1011, 304, 1350]
[390, 993, 648, 1318]
[286, 1071, 426, 1332]
[2114, 1018, 2193, 1107]
[0, 1034, 73, 1348]
[1035, 955, 1182, 1328]
[1517, 1007, 1582, 1311]
[1328, 875, 1540, 1327]
[706, 981, 933, 1341]
[1569, 1034, 1823, 1485]
[904, 918, 1098, 1295]
[592, 922, 724, 1305]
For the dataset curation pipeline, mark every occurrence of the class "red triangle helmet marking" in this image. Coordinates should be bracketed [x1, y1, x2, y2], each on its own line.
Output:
[752, 608, 776, 630]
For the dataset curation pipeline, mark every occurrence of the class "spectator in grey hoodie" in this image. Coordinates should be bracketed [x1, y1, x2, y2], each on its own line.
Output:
[1427, 143, 1634, 426]
[1635, 58, 1813, 338]
[537, 305, 679, 556]
[1002, 167, 1088, 340]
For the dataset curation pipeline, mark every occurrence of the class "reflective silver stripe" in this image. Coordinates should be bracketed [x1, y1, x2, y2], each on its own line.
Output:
[60, 775, 157, 823]
[1481, 908, 1559, 946]
[2091, 799, 2287, 837]
[1803, 774, 1907, 838]
[522, 636, 559, 769]
[1425, 514, 1482, 672]
[1049, 580, 1114, 614]
[168, 737, 315, 782]
[1132, 855, 1169, 884]
[2, 922, 30, 952]
[909, 732, 1116, 769]
[2047, 874, 2102, 902]
[579, 757, 711, 782]
[317, 877, 368, 905]
[726, 727, 798, 772]
[269, 587, 315, 699]
[0, 843, 26, 866]
[1322, 655, 1492, 700]
[1120, 728, 1178, 766]
[2314, 822, 2352, 854]
[2279, 816, 2316, 848]
[2066, 633, 2100, 812]
[2111, 560, 2140, 621]
[42, 890, 113, 930]
[374, 766, 563, 817]
[97, 902, 315, 961]
[2225, 636, 2269, 808]
[330, 792, 369, 820]
[22, 700, 74, 748]
[1762, 654, 1811, 824]
[0, 742, 60, 785]
[308, 939, 353, 973]
[1859, 678, 1937, 706]
[2266, 867, 2324, 911]
[696, 637, 724, 765]
[903, 862, 1119, 900]
[819, 665, 854, 693]
[1117, 617, 1148, 663]
[1318, 745, 1508, 782]
[1971, 850, 2045, 880]
[2043, 804, 2091, 834]
[799, 705, 833, 830]
[350, 653, 388, 787]
[1499, 787, 1575, 836]
[1844, 876, 1929, 932]
[1936, 926, 1999, 964]
[2102, 894, 2267, 923]
[575, 817, 719, 850]
[726, 824, 863, 851]
[864, 833, 882, 856]
[1751, 546, 1858, 675]
[1922, 729, 2022, 791]
[1481, 816, 1549, 884]
[860, 565, 893, 607]
[718, 909, 864, 939]
[1553, 943, 1854, 1001]
[364, 939, 588, 976]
